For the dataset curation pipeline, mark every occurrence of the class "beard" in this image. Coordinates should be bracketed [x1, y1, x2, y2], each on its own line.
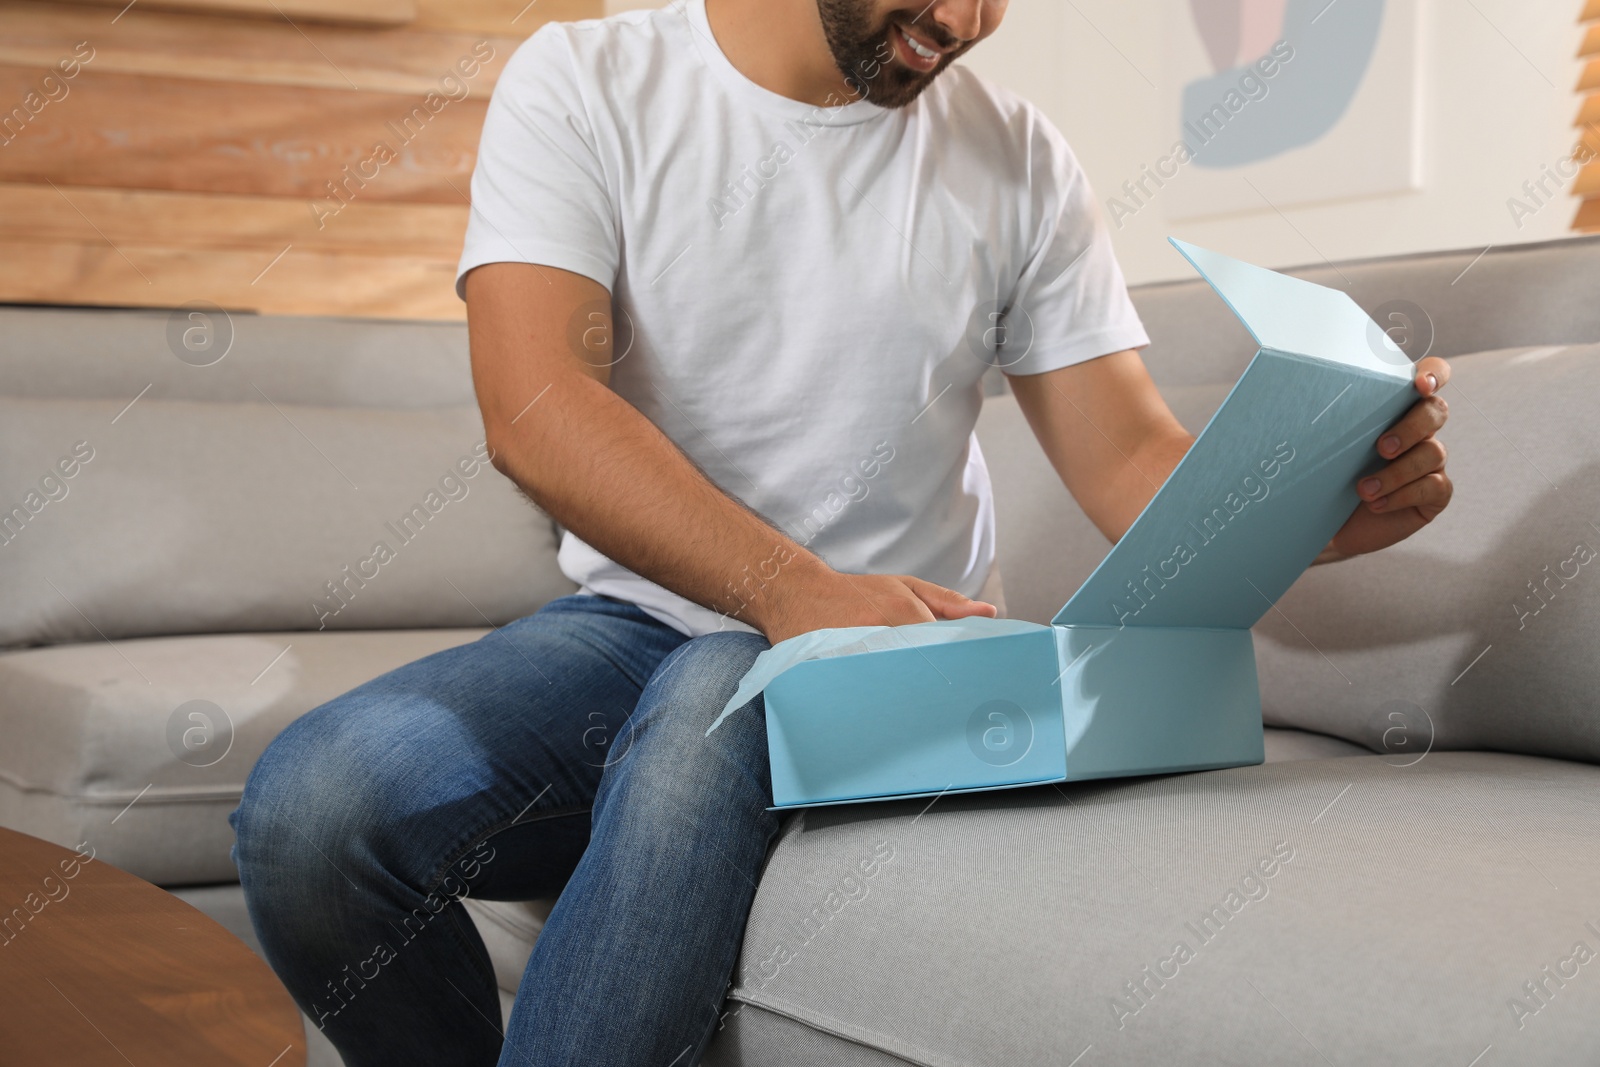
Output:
[815, 0, 967, 109]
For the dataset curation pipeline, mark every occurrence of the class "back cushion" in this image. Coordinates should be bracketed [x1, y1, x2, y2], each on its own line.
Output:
[1254, 343, 1600, 765]
[0, 396, 575, 647]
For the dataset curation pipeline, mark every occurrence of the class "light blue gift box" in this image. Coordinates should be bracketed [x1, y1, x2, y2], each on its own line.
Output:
[758, 240, 1420, 809]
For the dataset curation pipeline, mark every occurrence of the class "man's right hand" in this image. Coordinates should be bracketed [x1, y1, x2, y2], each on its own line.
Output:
[752, 565, 997, 646]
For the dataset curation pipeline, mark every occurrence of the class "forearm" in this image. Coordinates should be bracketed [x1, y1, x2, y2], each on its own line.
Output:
[465, 264, 994, 642]
[485, 367, 823, 629]
[1090, 427, 1195, 544]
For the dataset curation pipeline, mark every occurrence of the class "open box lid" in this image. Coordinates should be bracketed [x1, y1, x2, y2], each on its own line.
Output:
[1051, 239, 1416, 632]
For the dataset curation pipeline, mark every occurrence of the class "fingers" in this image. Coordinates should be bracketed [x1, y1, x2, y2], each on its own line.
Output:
[1376, 391, 1449, 460]
[903, 576, 998, 621]
[845, 573, 937, 627]
[1414, 356, 1451, 397]
[1364, 470, 1453, 519]
[1359, 436, 1448, 509]
[1361, 467, 1453, 517]
[897, 596, 939, 626]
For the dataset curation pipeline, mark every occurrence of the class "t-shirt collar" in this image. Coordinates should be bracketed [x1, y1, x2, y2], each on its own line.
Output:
[680, 0, 892, 126]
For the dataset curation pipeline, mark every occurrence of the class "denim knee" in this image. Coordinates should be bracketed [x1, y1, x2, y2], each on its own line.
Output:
[231, 698, 371, 896]
[599, 631, 774, 820]
[642, 631, 769, 742]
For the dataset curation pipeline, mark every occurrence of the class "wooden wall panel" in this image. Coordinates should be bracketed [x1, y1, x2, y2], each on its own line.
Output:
[0, 0, 602, 320]
[411, 0, 600, 36]
[1581, 3, 1600, 232]
[0, 239, 462, 318]
[0, 2, 517, 94]
[49, 0, 417, 27]
[0, 66, 486, 202]
[0, 183, 467, 256]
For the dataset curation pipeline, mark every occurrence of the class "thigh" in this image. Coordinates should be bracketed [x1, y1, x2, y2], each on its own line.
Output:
[594, 628, 777, 839]
[506, 630, 780, 1060]
[236, 593, 688, 901]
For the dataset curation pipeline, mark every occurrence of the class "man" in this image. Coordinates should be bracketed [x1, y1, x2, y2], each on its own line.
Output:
[232, 0, 1453, 1063]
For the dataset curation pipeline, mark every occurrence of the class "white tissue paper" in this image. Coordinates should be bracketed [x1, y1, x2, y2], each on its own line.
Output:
[706, 616, 1047, 735]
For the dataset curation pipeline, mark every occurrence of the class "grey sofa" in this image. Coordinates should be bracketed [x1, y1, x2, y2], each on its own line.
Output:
[3, 235, 1599, 1065]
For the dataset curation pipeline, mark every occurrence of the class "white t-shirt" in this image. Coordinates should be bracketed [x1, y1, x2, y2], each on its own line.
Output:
[456, 0, 1149, 639]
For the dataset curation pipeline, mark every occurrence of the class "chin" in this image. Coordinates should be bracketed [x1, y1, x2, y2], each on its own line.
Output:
[856, 48, 954, 109]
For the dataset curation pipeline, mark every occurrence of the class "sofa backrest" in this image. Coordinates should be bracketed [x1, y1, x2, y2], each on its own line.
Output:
[0, 306, 476, 407]
[0, 307, 574, 648]
[1128, 235, 1600, 389]
[3, 235, 1598, 650]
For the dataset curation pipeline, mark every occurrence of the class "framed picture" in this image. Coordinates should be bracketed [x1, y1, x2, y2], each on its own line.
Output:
[1156, 0, 1424, 220]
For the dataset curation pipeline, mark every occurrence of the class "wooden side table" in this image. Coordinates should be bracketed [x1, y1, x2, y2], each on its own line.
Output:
[0, 827, 306, 1066]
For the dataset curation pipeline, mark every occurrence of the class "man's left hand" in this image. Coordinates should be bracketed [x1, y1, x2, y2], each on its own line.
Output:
[1323, 356, 1454, 562]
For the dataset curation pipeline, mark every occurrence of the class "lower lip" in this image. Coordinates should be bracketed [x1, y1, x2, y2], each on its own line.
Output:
[890, 25, 941, 74]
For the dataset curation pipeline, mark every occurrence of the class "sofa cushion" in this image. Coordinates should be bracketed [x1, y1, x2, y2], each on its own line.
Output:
[0, 396, 576, 647]
[0, 629, 486, 885]
[705, 752, 1600, 1066]
[1255, 343, 1600, 765]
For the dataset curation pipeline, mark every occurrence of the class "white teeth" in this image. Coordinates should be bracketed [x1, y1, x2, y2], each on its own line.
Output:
[899, 27, 938, 60]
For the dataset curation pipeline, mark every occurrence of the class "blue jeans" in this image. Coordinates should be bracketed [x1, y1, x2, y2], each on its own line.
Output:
[230, 594, 779, 1066]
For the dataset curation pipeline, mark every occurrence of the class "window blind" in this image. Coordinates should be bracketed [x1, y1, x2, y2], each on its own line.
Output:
[1578, 0, 1600, 231]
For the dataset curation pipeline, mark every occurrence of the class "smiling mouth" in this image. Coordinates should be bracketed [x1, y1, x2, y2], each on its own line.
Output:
[899, 24, 939, 59]
[891, 21, 946, 72]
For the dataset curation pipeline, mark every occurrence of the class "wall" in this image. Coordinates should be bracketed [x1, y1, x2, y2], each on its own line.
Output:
[0, 0, 603, 320]
[958, 0, 1590, 284]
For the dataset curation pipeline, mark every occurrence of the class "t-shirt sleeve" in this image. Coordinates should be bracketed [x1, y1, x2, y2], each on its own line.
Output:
[998, 113, 1150, 377]
[454, 27, 618, 300]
